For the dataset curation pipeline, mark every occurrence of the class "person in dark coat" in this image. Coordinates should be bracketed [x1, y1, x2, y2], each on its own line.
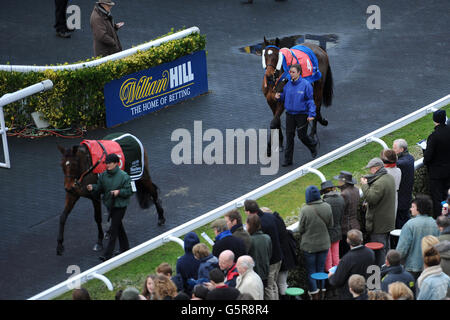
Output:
[321, 180, 345, 272]
[211, 219, 246, 261]
[246, 214, 272, 288]
[244, 200, 283, 300]
[392, 139, 415, 229]
[90, 0, 124, 57]
[380, 249, 415, 294]
[54, 0, 73, 38]
[423, 109, 450, 218]
[176, 232, 201, 293]
[261, 208, 298, 299]
[206, 268, 240, 300]
[224, 209, 251, 253]
[348, 274, 368, 300]
[192, 243, 218, 283]
[334, 171, 360, 257]
[328, 229, 375, 300]
[87, 153, 132, 261]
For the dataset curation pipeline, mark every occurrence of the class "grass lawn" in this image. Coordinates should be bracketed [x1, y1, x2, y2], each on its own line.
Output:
[55, 104, 450, 300]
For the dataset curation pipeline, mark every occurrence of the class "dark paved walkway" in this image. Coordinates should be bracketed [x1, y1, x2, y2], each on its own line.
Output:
[0, 0, 449, 299]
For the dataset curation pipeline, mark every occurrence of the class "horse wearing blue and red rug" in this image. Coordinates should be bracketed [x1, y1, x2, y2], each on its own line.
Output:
[262, 37, 334, 156]
[56, 133, 165, 256]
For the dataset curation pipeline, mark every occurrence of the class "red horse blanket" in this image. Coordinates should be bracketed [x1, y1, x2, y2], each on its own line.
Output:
[280, 48, 314, 78]
[80, 140, 125, 174]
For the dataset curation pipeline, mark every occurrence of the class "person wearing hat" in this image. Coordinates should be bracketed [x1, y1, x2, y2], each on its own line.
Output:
[392, 139, 415, 229]
[90, 0, 124, 57]
[87, 153, 132, 261]
[360, 157, 396, 266]
[298, 185, 333, 299]
[334, 171, 361, 257]
[320, 180, 345, 273]
[380, 149, 402, 216]
[423, 109, 450, 218]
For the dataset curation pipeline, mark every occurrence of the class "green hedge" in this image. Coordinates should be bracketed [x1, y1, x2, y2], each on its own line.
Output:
[0, 31, 206, 130]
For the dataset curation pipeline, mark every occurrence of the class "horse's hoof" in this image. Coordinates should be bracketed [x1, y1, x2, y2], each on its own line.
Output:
[93, 243, 103, 252]
[158, 217, 166, 226]
[319, 118, 328, 126]
[104, 232, 111, 240]
[56, 245, 64, 256]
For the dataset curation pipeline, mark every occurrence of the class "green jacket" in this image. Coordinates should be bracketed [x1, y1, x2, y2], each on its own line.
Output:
[298, 199, 333, 253]
[91, 166, 132, 209]
[361, 168, 396, 234]
[249, 231, 272, 281]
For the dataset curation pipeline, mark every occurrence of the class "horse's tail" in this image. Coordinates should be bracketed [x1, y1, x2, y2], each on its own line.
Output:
[136, 180, 151, 209]
[135, 172, 160, 209]
[323, 63, 334, 107]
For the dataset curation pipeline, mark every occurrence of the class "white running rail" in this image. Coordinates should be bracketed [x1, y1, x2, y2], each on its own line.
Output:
[28, 94, 449, 300]
[0, 80, 54, 168]
[0, 27, 200, 72]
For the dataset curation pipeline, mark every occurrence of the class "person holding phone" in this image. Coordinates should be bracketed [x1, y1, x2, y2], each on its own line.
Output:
[90, 0, 124, 57]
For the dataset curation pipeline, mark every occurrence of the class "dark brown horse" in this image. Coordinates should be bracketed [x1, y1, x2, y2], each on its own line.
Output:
[262, 37, 334, 156]
[56, 139, 165, 256]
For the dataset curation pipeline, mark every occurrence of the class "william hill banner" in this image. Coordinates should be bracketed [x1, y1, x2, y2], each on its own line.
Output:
[104, 50, 208, 127]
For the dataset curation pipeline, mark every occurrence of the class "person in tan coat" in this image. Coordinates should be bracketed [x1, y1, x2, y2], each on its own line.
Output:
[90, 0, 123, 57]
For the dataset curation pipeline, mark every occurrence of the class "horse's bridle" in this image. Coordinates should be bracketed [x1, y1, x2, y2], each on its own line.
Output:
[64, 141, 107, 188]
[262, 45, 284, 89]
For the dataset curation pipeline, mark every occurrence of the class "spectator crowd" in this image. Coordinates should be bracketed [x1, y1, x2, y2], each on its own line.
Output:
[73, 110, 450, 301]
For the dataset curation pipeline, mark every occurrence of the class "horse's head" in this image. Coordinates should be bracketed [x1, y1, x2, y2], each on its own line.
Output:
[58, 145, 86, 193]
[262, 37, 284, 89]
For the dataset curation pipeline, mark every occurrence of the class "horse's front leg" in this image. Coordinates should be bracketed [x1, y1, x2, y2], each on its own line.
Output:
[274, 102, 285, 151]
[92, 198, 104, 251]
[57, 193, 80, 255]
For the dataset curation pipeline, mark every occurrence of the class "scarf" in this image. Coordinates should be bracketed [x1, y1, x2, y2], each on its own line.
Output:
[417, 265, 443, 288]
[215, 230, 232, 241]
[384, 163, 397, 168]
[365, 167, 388, 185]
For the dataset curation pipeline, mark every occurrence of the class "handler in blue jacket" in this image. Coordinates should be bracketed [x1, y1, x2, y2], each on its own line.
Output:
[275, 64, 317, 166]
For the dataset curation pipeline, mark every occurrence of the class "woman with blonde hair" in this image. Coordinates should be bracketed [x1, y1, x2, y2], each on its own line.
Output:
[421, 235, 440, 256]
[153, 274, 178, 300]
[388, 281, 414, 300]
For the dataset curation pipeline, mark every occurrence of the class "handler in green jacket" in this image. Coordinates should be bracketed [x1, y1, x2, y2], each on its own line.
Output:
[87, 153, 133, 261]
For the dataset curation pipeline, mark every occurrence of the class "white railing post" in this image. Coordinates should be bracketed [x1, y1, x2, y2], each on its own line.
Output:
[87, 273, 114, 291]
[0, 80, 53, 169]
[366, 136, 388, 150]
[304, 167, 327, 182]
[163, 235, 185, 250]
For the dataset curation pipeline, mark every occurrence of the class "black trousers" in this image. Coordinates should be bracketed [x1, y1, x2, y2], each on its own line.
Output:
[54, 0, 68, 32]
[104, 207, 129, 259]
[429, 177, 450, 218]
[395, 208, 410, 229]
[284, 113, 316, 162]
